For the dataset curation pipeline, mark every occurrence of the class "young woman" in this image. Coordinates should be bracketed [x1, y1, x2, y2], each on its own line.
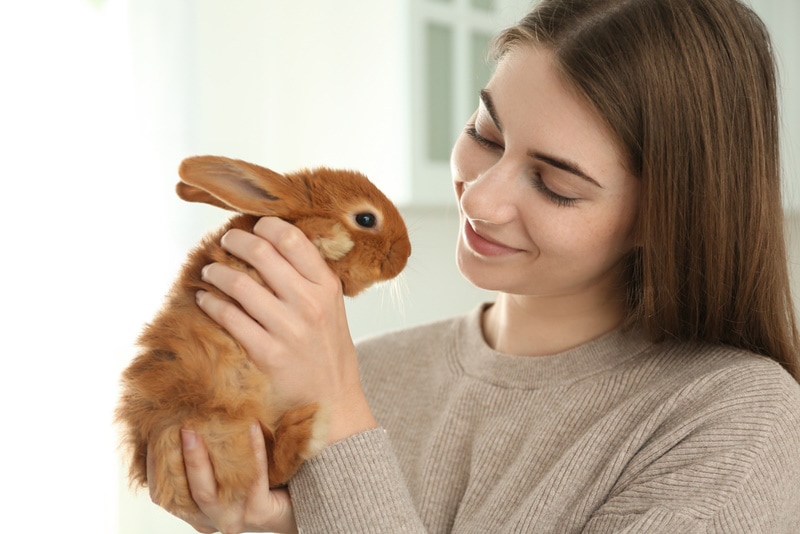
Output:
[149, 0, 800, 531]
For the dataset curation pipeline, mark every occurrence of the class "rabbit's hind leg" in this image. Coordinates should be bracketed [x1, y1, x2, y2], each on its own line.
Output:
[196, 417, 264, 506]
[267, 403, 330, 486]
[148, 423, 200, 519]
[152, 417, 269, 516]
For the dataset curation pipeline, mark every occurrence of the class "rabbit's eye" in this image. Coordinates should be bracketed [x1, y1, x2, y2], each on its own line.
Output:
[355, 212, 377, 228]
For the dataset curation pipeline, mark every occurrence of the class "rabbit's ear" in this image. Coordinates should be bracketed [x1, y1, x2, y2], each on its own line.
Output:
[176, 156, 292, 216]
[175, 182, 239, 211]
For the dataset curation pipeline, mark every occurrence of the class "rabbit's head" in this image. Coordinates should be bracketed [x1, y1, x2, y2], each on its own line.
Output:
[177, 155, 411, 296]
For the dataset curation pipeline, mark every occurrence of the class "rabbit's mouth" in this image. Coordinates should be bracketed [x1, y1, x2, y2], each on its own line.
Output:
[382, 237, 412, 277]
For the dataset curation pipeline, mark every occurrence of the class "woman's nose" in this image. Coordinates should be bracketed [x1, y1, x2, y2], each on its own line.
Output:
[459, 163, 520, 225]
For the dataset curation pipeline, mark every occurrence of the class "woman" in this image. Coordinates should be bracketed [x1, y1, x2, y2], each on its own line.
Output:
[151, 0, 800, 531]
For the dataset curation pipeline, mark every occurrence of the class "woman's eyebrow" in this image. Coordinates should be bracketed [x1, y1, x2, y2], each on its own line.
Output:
[530, 152, 604, 189]
[480, 88, 603, 189]
[479, 89, 503, 132]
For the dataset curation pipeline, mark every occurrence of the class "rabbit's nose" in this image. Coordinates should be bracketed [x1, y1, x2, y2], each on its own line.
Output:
[384, 236, 411, 276]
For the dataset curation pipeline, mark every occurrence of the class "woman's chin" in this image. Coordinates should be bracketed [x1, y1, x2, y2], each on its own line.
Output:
[456, 245, 512, 293]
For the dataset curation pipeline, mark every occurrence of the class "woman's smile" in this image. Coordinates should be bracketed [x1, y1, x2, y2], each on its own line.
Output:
[462, 219, 524, 257]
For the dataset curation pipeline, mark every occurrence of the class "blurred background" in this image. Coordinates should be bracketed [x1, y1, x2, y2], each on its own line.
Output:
[0, 0, 796, 532]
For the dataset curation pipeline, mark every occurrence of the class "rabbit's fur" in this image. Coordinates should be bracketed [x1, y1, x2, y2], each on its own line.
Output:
[116, 156, 411, 519]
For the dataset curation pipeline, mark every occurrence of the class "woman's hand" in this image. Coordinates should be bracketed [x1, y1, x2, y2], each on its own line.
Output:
[147, 423, 297, 534]
[196, 216, 377, 443]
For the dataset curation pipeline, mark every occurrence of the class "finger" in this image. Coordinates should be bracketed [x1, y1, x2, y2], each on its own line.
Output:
[181, 429, 223, 518]
[149, 439, 216, 533]
[241, 422, 272, 522]
[182, 429, 244, 534]
[180, 431, 224, 533]
[200, 261, 285, 326]
[146, 442, 158, 503]
[220, 226, 316, 302]
[252, 217, 334, 285]
[249, 422, 270, 493]
[251, 218, 345, 310]
[195, 289, 280, 363]
[244, 423, 298, 533]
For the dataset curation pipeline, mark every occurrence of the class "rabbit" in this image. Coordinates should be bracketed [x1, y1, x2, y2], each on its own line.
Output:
[115, 155, 411, 520]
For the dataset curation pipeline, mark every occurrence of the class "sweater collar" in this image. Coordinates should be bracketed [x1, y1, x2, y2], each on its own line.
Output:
[454, 304, 654, 389]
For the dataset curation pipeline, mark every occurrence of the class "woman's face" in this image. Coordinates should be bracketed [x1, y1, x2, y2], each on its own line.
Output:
[452, 46, 639, 303]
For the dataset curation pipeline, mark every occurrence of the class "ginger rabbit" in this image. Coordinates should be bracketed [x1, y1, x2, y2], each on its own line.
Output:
[116, 155, 411, 519]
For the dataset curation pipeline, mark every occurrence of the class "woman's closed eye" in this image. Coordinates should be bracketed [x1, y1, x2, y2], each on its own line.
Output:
[465, 124, 502, 150]
[531, 173, 580, 208]
[465, 123, 580, 208]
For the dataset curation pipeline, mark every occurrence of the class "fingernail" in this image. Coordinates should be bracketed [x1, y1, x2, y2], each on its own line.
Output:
[181, 429, 197, 450]
[200, 264, 210, 279]
[250, 422, 260, 437]
[195, 290, 207, 304]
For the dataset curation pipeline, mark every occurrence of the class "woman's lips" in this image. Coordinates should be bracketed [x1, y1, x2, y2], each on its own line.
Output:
[463, 220, 522, 257]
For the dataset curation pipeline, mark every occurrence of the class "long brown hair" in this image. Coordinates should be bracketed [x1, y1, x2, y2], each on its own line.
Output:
[495, 0, 800, 381]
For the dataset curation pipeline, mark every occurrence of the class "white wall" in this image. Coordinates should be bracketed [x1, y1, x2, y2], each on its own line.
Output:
[135, 0, 413, 203]
[1, 2, 175, 533]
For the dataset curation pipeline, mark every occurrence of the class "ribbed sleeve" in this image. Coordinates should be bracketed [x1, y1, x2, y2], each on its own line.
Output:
[289, 429, 427, 533]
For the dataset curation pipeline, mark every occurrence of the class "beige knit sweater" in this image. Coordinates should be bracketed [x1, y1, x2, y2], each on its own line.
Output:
[290, 305, 800, 533]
